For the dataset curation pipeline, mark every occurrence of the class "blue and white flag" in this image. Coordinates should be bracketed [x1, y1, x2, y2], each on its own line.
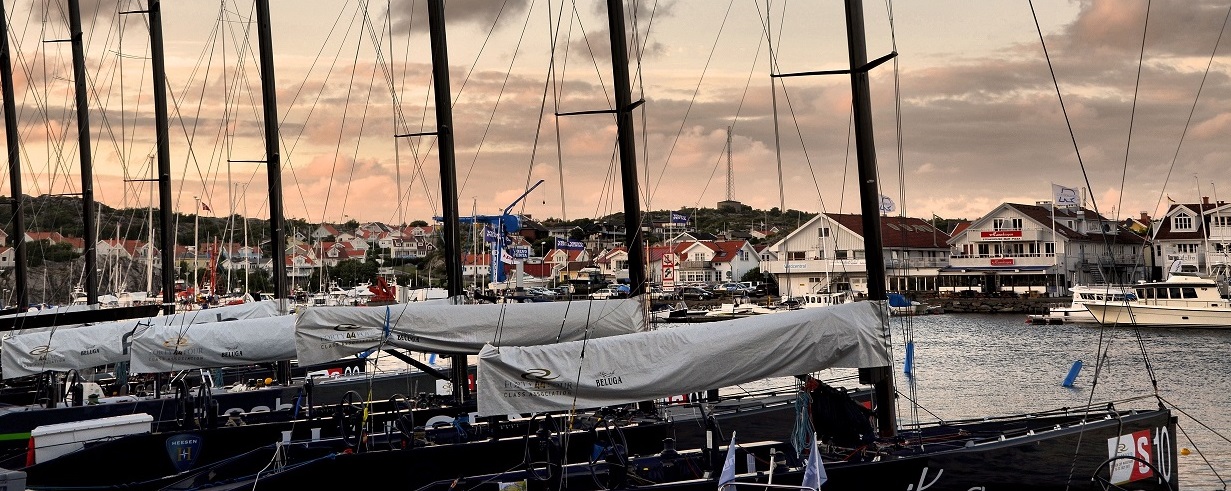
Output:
[801, 433, 827, 490]
[718, 432, 737, 490]
[483, 225, 498, 243]
[879, 194, 896, 213]
[1052, 183, 1079, 208]
[554, 237, 585, 251]
[671, 212, 688, 224]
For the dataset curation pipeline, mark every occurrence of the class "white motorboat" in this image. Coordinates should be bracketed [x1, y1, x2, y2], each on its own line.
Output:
[1085, 273, 1231, 328]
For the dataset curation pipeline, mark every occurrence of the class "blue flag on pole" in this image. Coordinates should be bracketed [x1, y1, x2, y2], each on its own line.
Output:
[671, 212, 688, 224]
[718, 432, 737, 490]
[801, 433, 827, 490]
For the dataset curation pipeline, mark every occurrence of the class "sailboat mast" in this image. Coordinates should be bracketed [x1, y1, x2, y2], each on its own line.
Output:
[428, 0, 463, 297]
[147, 0, 175, 313]
[254, 0, 287, 303]
[606, 0, 646, 295]
[427, 0, 468, 404]
[0, 0, 28, 309]
[68, 0, 98, 305]
[844, 0, 896, 437]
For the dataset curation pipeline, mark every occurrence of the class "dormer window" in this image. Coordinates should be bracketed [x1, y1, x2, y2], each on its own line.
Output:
[1174, 213, 1194, 231]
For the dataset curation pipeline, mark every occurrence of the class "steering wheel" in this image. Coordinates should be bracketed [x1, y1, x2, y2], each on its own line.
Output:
[62, 369, 84, 407]
[386, 394, 416, 448]
[335, 391, 365, 449]
[1090, 455, 1173, 491]
[196, 383, 219, 429]
[173, 380, 196, 429]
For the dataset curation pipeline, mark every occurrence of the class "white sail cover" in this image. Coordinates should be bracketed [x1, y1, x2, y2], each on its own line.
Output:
[1, 301, 282, 379]
[129, 315, 296, 373]
[476, 301, 890, 417]
[294, 298, 646, 366]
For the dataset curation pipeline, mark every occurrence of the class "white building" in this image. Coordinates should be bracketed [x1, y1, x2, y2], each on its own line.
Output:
[946, 202, 1147, 296]
[1150, 197, 1230, 278]
[761, 213, 950, 298]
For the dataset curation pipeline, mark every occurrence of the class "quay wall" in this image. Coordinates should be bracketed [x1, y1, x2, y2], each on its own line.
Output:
[916, 296, 1067, 314]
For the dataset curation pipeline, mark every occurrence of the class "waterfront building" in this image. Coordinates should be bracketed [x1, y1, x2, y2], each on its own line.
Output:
[945, 202, 1146, 296]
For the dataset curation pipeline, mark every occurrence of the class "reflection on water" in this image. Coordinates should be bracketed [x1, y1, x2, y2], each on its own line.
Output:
[374, 312, 1229, 489]
[881, 313, 1227, 490]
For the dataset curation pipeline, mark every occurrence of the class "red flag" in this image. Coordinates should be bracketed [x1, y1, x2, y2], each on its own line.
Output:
[201, 202, 211, 212]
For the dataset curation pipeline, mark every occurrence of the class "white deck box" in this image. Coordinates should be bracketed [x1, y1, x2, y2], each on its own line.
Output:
[30, 413, 154, 464]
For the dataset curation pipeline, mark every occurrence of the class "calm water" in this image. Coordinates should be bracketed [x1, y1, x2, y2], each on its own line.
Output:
[378, 312, 1230, 489]
[851, 313, 1229, 490]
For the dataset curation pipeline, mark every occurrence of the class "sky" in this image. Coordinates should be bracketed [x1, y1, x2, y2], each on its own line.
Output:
[3, 0, 1230, 233]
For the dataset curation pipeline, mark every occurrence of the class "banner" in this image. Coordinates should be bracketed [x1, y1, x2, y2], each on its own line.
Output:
[554, 237, 584, 251]
[670, 212, 688, 224]
[1052, 183, 1079, 208]
[483, 225, 498, 243]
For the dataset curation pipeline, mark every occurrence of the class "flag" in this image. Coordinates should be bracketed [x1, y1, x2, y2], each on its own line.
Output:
[878, 194, 895, 213]
[717, 432, 736, 490]
[555, 237, 584, 251]
[1166, 195, 1175, 203]
[671, 212, 688, 224]
[483, 225, 498, 243]
[800, 433, 827, 490]
[200, 202, 211, 212]
[500, 248, 516, 264]
[1051, 183, 1079, 208]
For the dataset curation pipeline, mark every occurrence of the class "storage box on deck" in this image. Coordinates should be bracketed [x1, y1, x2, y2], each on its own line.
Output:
[30, 413, 154, 464]
[0, 467, 25, 491]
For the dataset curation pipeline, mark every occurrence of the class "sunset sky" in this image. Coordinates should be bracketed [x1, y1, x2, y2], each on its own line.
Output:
[3, 0, 1229, 233]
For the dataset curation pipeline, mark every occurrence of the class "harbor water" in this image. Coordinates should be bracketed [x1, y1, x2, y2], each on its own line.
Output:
[835, 313, 1228, 490]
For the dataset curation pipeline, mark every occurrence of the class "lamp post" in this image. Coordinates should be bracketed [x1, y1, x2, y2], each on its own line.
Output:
[193, 196, 200, 295]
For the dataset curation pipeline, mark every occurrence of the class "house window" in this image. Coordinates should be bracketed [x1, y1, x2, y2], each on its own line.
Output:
[993, 218, 1023, 230]
[615, 260, 628, 270]
[787, 251, 806, 261]
[1177, 244, 1198, 254]
[835, 250, 849, 260]
[1174, 213, 1193, 231]
[853, 250, 865, 259]
[693, 253, 705, 261]
[818, 227, 830, 238]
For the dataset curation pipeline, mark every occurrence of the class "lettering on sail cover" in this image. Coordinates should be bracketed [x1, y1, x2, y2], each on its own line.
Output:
[500, 369, 574, 398]
[594, 370, 623, 388]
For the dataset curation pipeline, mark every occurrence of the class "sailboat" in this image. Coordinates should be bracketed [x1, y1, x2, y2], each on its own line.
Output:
[461, 1, 1177, 490]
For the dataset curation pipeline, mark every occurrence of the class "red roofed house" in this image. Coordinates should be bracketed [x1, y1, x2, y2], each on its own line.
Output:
[1147, 196, 1230, 278]
[592, 247, 629, 281]
[947, 202, 1146, 295]
[762, 213, 952, 298]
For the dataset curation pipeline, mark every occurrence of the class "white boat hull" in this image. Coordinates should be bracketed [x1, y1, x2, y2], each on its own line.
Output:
[1085, 303, 1231, 328]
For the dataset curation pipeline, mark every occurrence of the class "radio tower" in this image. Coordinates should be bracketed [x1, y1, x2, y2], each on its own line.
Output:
[726, 125, 734, 201]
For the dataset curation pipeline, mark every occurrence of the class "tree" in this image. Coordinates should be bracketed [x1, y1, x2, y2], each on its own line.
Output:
[409, 219, 428, 227]
[740, 268, 764, 283]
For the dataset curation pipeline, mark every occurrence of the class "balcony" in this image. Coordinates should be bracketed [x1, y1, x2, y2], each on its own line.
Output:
[970, 228, 1045, 242]
[949, 253, 1056, 268]
[679, 260, 714, 270]
[762, 259, 867, 274]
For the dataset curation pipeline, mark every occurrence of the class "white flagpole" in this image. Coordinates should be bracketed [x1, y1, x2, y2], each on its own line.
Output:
[1050, 184, 1059, 295]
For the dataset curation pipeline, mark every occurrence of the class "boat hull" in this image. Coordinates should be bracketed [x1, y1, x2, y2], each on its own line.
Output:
[405, 409, 1177, 491]
[1086, 303, 1231, 328]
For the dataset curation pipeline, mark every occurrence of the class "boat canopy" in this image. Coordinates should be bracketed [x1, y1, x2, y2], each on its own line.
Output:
[129, 315, 295, 373]
[476, 300, 890, 417]
[294, 298, 646, 366]
[1, 300, 281, 379]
